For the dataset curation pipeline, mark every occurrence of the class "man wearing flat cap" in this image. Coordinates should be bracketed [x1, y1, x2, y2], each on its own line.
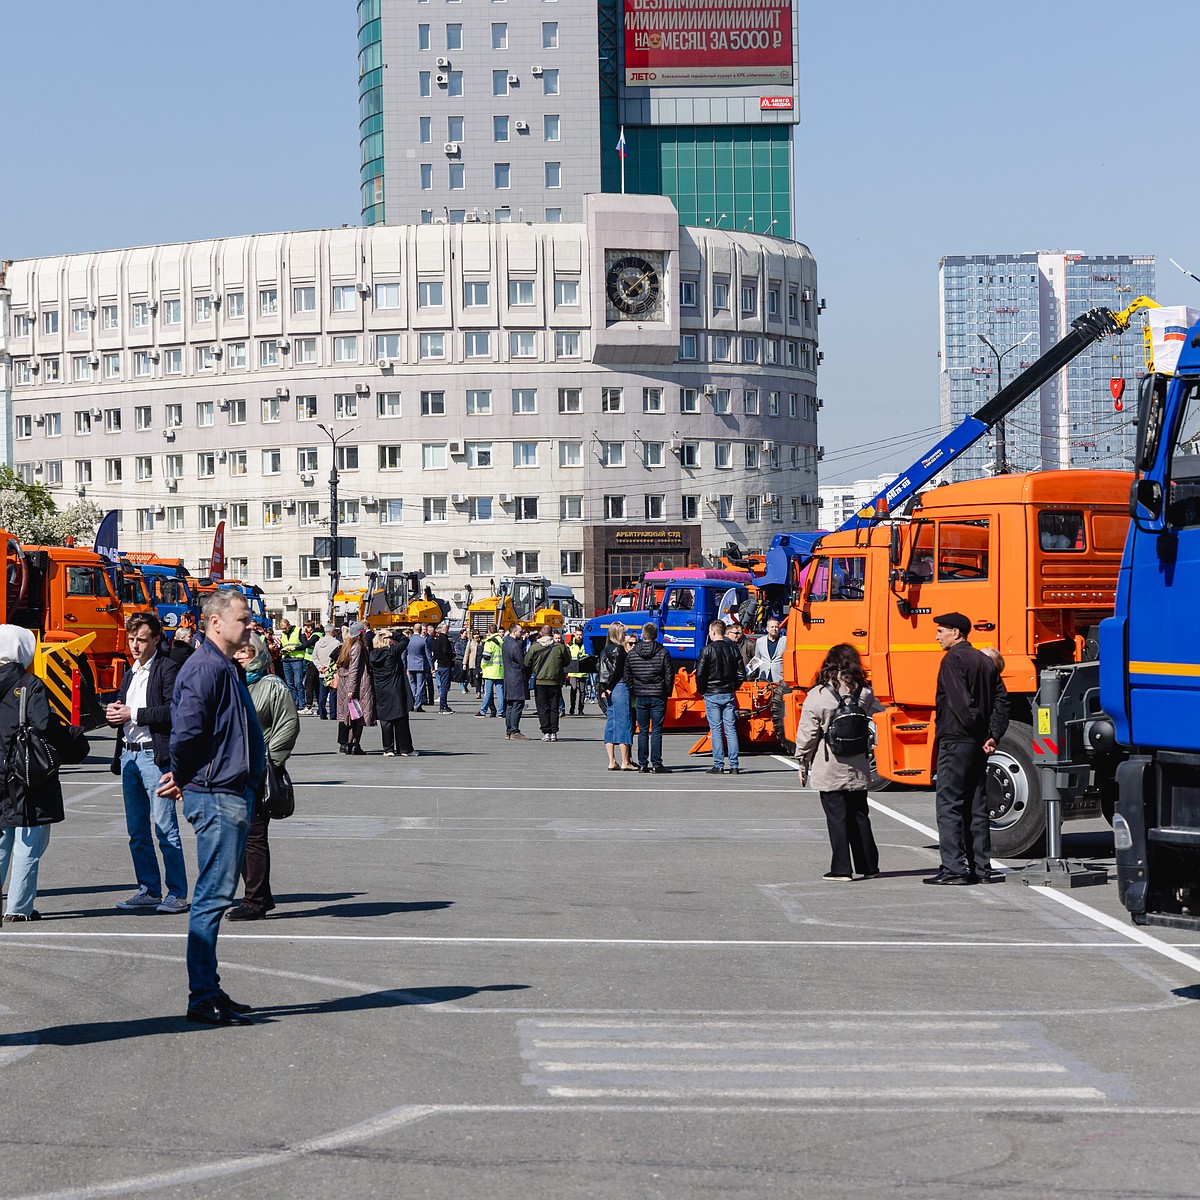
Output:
[926, 612, 1009, 885]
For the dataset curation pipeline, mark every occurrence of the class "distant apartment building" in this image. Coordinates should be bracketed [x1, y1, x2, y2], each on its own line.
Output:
[817, 473, 894, 529]
[938, 252, 1155, 481]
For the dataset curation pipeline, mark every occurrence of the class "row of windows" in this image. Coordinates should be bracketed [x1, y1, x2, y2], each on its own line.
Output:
[416, 19, 558, 51]
[35, 434, 817, 483]
[419, 160, 562, 190]
[415, 67, 560, 100]
[18, 386, 816, 439]
[423, 113, 561, 144]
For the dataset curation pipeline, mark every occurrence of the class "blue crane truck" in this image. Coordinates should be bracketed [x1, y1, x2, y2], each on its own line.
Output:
[1101, 330, 1200, 927]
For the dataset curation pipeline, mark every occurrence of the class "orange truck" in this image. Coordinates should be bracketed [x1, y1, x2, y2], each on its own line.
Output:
[777, 470, 1131, 855]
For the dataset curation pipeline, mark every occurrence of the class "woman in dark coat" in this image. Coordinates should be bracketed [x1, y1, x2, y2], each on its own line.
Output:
[368, 627, 417, 757]
[335, 622, 376, 755]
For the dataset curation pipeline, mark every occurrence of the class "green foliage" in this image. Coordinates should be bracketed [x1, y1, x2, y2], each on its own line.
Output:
[0, 469, 103, 545]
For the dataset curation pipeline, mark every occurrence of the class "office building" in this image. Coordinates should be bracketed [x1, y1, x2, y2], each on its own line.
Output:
[360, 0, 800, 234]
[938, 252, 1155, 481]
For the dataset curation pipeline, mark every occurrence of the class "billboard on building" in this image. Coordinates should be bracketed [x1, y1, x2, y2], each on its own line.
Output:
[623, 0, 793, 87]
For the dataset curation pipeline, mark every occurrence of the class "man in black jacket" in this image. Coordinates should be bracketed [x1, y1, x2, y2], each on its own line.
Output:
[926, 612, 1010, 885]
[106, 614, 194, 914]
[695, 619, 747, 774]
[624, 623, 677, 773]
[501, 623, 530, 740]
[431, 623, 456, 713]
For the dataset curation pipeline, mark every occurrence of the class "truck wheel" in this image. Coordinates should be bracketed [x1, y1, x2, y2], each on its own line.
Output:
[986, 722, 1045, 856]
[770, 684, 795, 755]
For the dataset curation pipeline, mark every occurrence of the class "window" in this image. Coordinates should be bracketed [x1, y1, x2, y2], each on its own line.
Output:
[422, 443, 448, 470]
[71, 355, 90, 382]
[423, 497, 448, 523]
[513, 442, 539, 468]
[101, 304, 118, 330]
[466, 551, 493, 576]
[263, 556, 283, 581]
[745, 443, 761, 469]
[337, 500, 360, 525]
[710, 335, 731, 362]
[14, 416, 31, 440]
[512, 388, 537, 415]
[493, 115, 509, 141]
[809, 556, 867, 603]
[645, 495, 665, 521]
[544, 161, 561, 188]
[420, 71, 432, 97]
[168, 507, 185, 532]
[296, 395, 317, 420]
[515, 496, 539, 521]
[419, 332, 445, 360]
[513, 551, 539, 574]
[263, 502, 283, 528]
[509, 278, 535, 306]
[374, 334, 402, 361]
[680, 280, 697, 307]
[494, 163, 510, 189]
[380, 500, 404, 525]
[447, 70, 463, 97]
[227, 398, 246, 425]
[75, 460, 92, 484]
[493, 70, 509, 96]
[333, 336, 357, 363]
[423, 552, 449, 577]
[712, 281, 729, 310]
[542, 68, 559, 94]
[712, 388, 731, 415]
[448, 161, 465, 189]
[464, 280, 490, 306]
[420, 115, 432, 143]
[134, 352, 153, 377]
[335, 445, 359, 471]
[509, 331, 536, 358]
[418, 22, 430, 48]
[545, 208, 561, 223]
[937, 520, 990, 580]
[746, 496, 761, 522]
[642, 387, 664, 413]
[466, 389, 492, 415]
[491, 21, 507, 47]
[377, 392, 402, 419]
[159, 301, 179, 327]
[553, 278, 578, 307]
[100, 408, 121, 434]
[604, 495, 625, 520]
[1039, 512, 1085, 552]
[299, 556, 321, 580]
[373, 283, 400, 309]
[680, 387, 698, 414]
[542, 19, 558, 46]
[718, 496, 733, 520]
[135, 406, 152, 431]
[226, 290, 245, 318]
[75, 410, 92, 435]
[259, 288, 278, 316]
[741, 283, 757, 316]
[464, 331, 491, 358]
[469, 496, 493, 521]
[332, 285, 356, 312]
[258, 341, 277, 367]
[602, 387, 624, 414]
[788, 392, 798, 418]
[418, 281, 444, 307]
[298, 446, 318, 473]
[743, 389, 760, 416]
[679, 442, 699, 469]
[766, 338, 780, 364]
[466, 441, 492, 468]
[788, 290, 799, 320]
[228, 342, 247, 369]
[42, 356, 60, 381]
[643, 442, 664, 468]
[103, 352, 121, 379]
[560, 496, 583, 521]
[446, 22, 462, 49]
[768, 390, 780, 416]
[600, 441, 624, 467]
[262, 449, 282, 475]
[105, 458, 123, 484]
[554, 330, 580, 358]
[559, 551, 581, 576]
[228, 450, 248, 477]
[715, 442, 732, 469]
[131, 303, 148, 329]
[420, 390, 446, 416]
[161, 348, 181, 375]
[559, 440, 582, 467]
[741, 337, 758, 363]
[298, 500, 320, 525]
[682, 495, 699, 520]
[45, 413, 61, 437]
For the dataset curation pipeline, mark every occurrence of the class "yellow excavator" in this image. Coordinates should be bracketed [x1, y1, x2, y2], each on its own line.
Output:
[465, 574, 563, 635]
[332, 570, 446, 630]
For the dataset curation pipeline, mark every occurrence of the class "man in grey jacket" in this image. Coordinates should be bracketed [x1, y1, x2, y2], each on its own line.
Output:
[502, 623, 530, 740]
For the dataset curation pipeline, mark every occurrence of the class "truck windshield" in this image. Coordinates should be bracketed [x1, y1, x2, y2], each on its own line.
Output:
[1168, 381, 1200, 527]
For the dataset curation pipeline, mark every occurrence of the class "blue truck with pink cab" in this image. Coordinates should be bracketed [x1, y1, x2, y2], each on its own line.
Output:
[1101, 323, 1200, 927]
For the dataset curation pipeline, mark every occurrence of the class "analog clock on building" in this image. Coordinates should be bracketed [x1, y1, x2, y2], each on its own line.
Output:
[604, 251, 665, 321]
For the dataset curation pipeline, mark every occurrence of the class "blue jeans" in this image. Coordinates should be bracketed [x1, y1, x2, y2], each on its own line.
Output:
[437, 667, 452, 710]
[408, 669, 428, 709]
[504, 695, 525, 735]
[603, 680, 633, 746]
[282, 659, 306, 708]
[122, 749, 188, 900]
[634, 695, 668, 768]
[183, 787, 253, 1005]
[478, 678, 503, 716]
[0, 825, 51, 917]
[704, 693, 739, 770]
[317, 680, 336, 719]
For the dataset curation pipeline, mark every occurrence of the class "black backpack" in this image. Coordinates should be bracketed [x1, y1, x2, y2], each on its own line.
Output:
[822, 685, 870, 757]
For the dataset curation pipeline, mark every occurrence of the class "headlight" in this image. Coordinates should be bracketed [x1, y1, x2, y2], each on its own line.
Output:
[1112, 811, 1133, 851]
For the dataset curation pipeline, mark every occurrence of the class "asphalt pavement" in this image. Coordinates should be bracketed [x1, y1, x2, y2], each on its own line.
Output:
[3, 694, 1200, 1200]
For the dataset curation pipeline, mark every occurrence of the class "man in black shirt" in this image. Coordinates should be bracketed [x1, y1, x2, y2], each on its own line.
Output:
[926, 612, 1010, 886]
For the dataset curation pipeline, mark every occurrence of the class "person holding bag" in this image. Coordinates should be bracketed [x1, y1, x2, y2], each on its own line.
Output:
[335, 622, 375, 754]
[0, 625, 88, 922]
[794, 643, 884, 882]
[226, 633, 299, 921]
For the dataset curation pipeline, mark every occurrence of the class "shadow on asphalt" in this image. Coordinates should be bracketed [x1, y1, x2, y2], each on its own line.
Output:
[271, 899, 453, 920]
[0, 984, 529, 1044]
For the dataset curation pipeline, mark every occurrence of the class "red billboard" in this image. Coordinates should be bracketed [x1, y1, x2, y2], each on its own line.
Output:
[624, 0, 793, 87]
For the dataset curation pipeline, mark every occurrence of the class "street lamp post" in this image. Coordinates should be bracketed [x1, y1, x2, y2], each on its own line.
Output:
[976, 331, 1034, 475]
[317, 422, 359, 619]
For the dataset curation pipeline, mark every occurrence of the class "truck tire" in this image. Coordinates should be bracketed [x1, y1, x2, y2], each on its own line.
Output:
[986, 722, 1046, 857]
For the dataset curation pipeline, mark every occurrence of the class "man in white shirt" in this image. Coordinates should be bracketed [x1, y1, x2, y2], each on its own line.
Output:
[106, 613, 191, 913]
[750, 617, 787, 682]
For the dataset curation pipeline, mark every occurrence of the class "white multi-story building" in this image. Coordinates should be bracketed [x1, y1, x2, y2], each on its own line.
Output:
[3, 195, 820, 618]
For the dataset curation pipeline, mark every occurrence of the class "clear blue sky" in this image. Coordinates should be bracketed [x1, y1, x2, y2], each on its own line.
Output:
[4, 1, 1197, 483]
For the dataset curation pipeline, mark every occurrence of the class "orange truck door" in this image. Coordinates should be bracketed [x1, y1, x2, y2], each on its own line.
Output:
[792, 551, 871, 689]
[889, 514, 1000, 707]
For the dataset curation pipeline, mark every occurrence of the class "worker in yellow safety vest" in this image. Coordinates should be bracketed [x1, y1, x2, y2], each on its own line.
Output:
[476, 628, 505, 718]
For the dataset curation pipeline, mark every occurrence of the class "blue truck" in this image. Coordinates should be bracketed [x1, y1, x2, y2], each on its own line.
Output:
[1101, 333, 1200, 927]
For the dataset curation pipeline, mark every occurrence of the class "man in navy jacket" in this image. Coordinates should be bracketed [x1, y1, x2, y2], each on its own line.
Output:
[159, 591, 266, 1025]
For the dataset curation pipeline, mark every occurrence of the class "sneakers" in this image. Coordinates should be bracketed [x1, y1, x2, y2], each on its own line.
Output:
[474, 712, 487, 718]
[382, 750, 396, 757]
[822, 873, 854, 883]
[550, 733, 558, 742]
[542, 734, 552, 741]
[116, 887, 163, 911]
[508, 732, 529, 741]
[3, 911, 41, 923]
[157, 895, 190, 914]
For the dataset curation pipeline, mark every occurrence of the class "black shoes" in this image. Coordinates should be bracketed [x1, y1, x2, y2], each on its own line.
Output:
[186, 998, 256, 1026]
[923, 870, 975, 886]
[651, 765, 671, 774]
[218, 990, 253, 1013]
[226, 906, 266, 922]
[706, 767, 722, 774]
[638, 765, 650, 773]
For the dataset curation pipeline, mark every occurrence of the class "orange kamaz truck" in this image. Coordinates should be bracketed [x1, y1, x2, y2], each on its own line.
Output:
[777, 470, 1130, 854]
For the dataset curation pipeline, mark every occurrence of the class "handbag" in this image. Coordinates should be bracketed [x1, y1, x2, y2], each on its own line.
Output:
[8, 686, 61, 791]
[347, 697, 363, 721]
[262, 760, 295, 819]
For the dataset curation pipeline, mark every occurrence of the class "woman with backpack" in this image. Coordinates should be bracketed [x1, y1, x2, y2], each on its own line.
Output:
[794, 643, 884, 882]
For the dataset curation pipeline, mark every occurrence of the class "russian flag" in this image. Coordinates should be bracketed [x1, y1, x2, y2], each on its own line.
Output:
[616, 129, 627, 159]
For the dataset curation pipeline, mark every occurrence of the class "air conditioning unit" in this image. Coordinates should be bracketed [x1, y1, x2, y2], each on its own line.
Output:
[704, 492, 719, 504]
[165, 478, 178, 491]
[354, 383, 369, 395]
[377, 357, 392, 370]
[531, 65, 543, 75]
[501, 547, 514, 559]
[816, 397, 824, 410]
[760, 439, 772, 451]
[218, 450, 228, 462]
[163, 429, 176, 442]
[300, 472, 314, 483]
[669, 437, 682, 451]
[802, 288, 814, 302]
[817, 447, 825, 461]
[361, 549, 379, 562]
[74, 484, 86, 496]
[465, 209, 480, 222]
[283, 595, 298, 608]
[34, 414, 44, 426]
[514, 120, 529, 132]
[283, 499, 296, 512]
[217, 501, 229, 513]
[33, 462, 43, 474]
[210, 294, 222, 307]
[275, 386, 289, 398]
[152, 505, 166, 517]
[91, 406, 103, 418]
[276, 339, 290, 352]
[448, 439, 465, 456]
[435, 56, 450, 67]
[435, 72, 449, 85]
[360, 495, 378, 507]
[451, 493, 468, 503]
[817, 351, 825, 364]
[212, 346, 224, 358]
[761, 493, 775, 504]
[452, 547, 468, 559]
[506, 73, 519, 83]
[702, 384, 715, 396]
[28, 362, 39, 373]
[149, 351, 160, 363]
[218, 398, 230, 411]
[87, 354, 100, 367]
[499, 492, 514, 504]
[444, 142, 460, 155]
[356, 282, 372, 297]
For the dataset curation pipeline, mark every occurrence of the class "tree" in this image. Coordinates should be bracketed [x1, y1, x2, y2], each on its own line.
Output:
[0, 469, 103, 545]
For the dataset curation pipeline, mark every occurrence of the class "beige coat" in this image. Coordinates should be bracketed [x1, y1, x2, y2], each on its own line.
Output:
[794, 679, 883, 792]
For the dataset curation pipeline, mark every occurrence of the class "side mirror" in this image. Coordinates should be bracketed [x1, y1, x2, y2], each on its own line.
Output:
[889, 525, 901, 568]
[1131, 477, 1163, 522]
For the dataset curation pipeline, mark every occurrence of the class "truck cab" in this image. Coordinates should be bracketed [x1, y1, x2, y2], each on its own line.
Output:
[121, 555, 199, 636]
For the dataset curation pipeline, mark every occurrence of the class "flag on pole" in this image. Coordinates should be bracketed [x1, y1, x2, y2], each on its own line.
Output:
[616, 128, 627, 159]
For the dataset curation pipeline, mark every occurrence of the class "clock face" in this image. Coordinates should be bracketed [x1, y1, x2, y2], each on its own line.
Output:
[605, 252, 664, 320]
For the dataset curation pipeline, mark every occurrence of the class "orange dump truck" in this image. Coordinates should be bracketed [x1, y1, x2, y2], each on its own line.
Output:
[778, 470, 1131, 855]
